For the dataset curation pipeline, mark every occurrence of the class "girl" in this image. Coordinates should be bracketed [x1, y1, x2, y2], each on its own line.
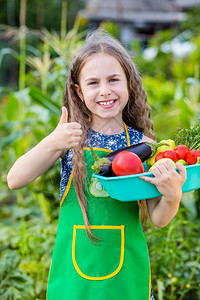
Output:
[7, 31, 186, 300]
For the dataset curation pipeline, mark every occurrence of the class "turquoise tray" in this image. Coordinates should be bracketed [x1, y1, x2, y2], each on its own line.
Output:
[93, 163, 200, 201]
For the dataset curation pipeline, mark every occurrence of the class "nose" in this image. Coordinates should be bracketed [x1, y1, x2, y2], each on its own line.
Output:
[99, 83, 111, 97]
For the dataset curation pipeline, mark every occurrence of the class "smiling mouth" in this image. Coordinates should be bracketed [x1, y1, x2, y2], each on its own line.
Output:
[98, 100, 116, 106]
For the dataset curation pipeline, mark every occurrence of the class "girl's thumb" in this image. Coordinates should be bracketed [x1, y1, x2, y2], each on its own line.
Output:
[59, 106, 68, 124]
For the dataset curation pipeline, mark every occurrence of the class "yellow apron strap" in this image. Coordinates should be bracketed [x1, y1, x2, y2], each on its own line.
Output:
[123, 123, 130, 147]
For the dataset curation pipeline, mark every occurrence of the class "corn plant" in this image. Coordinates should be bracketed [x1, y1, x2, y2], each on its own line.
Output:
[168, 65, 200, 129]
[26, 37, 54, 93]
[42, 16, 86, 67]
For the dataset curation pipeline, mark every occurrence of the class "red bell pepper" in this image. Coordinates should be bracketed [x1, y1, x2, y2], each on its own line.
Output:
[174, 145, 190, 161]
[163, 149, 179, 162]
[186, 150, 200, 165]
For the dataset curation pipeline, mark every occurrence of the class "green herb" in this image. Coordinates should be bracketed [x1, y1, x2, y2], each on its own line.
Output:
[175, 122, 200, 150]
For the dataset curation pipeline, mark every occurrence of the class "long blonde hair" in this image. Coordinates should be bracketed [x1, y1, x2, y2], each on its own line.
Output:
[63, 30, 155, 240]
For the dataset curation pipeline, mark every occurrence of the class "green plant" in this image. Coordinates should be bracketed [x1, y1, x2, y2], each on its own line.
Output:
[0, 250, 33, 299]
[146, 200, 200, 300]
[171, 66, 200, 129]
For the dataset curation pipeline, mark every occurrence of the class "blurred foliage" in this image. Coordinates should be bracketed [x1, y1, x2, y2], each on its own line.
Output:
[181, 4, 200, 35]
[132, 27, 200, 140]
[0, 0, 86, 88]
[0, 0, 85, 30]
[0, 4, 200, 300]
[146, 202, 200, 300]
[0, 250, 33, 299]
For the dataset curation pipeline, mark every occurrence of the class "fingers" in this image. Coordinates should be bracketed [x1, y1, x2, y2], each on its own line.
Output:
[71, 140, 81, 148]
[153, 160, 175, 173]
[64, 123, 82, 148]
[139, 175, 156, 184]
[176, 162, 187, 181]
[59, 107, 82, 132]
[140, 160, 187, 186]
[59, 106, 68, 125]
[139, 161, 187, 203]
[67, 122, 82, 136]
[58, 106, 82, 137]
[51, 107, 83, 151]
[69, 122, 82, 130]
[72, 135, 82, 142]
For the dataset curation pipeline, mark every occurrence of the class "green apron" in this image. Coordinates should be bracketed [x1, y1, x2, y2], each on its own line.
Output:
[47, 132, 151, 300]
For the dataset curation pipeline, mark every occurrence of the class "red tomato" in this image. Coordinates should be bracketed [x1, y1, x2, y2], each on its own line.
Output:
[112, 151, 144, 176]
[174, 145, 190, 161]
[163, 149, 179, 162]
[155, 151, 164, 162]
[191, 150, 200, 158]
[186, 150, 200, 165]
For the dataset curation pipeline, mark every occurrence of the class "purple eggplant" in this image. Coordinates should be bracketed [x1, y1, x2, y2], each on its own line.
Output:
[89, 142, 169, 177]
[105, 142, 166, 162]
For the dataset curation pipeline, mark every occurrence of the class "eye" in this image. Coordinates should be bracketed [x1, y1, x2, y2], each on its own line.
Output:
[109, 78, 118, 82]
[88, 81, 98, 85]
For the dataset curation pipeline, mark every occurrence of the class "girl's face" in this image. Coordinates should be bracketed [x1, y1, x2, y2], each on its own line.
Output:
[75, 53, 129, 131]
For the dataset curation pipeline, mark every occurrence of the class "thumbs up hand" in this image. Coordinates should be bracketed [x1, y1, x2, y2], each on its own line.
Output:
[58, 105, 69, 125]
[49, 106, 83, 153]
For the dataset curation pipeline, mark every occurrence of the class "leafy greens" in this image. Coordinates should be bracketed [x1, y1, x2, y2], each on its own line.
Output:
[175, 122, 200, 150]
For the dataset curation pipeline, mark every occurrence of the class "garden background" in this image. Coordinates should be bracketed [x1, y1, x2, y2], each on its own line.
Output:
[0, 0, 200, 299]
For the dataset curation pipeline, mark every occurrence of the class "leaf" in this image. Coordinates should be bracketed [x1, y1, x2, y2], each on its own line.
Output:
[157, 279, 165, 300]
[0, 129, 26, 149]
[26, 45, 42, 58]
[6, 89, 31, 120]
[0, 251, 33, 299]
[0, 48, 19, 66]
[29, 87, 60, 116]
[0, 289, 14, 300]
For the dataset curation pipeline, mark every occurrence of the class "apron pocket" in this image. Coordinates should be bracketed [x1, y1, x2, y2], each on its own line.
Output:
[72, 225, 124, 281]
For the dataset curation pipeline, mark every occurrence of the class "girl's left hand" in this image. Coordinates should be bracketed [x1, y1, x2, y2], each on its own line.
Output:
[140, 160, 187, 203]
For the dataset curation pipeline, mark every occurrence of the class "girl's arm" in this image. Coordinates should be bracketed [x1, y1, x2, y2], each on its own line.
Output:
[7, 107, 82, 190]
[141, 160, 187, 227]
[141, 134, 187, 227]
[7, 138, 63, 190]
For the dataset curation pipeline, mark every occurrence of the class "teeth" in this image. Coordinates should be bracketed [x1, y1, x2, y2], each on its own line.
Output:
[99, 100, 114, 106]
